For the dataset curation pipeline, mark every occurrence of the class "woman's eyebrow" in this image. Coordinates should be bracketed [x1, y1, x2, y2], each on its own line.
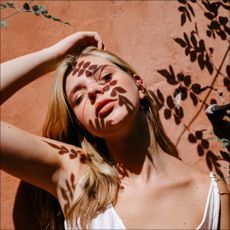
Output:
[91, 64, 109, 80]
[92, 64, 118, 80]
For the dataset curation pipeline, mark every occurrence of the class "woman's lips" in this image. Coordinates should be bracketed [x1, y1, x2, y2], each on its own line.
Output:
[95, 99, 116, 118]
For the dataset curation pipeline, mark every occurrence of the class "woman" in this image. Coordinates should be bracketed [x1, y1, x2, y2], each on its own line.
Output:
[1, 32, 229, 230]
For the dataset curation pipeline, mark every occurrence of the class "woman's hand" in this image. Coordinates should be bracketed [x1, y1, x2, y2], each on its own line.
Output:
[0, 31, 104, 104]
[49, 31, 104, 61]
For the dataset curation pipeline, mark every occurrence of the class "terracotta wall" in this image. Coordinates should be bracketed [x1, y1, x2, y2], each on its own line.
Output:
[1, 1, 229, 229]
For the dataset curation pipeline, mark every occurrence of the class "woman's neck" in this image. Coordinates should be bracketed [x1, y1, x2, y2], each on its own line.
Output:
[105, 110, 168, 184]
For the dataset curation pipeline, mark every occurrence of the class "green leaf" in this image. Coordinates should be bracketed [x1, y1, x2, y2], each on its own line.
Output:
[32, 5, 39, 11]
[43, 14, 70, 25]
[35, 11, 41, 16]
[39, 4, 47, 14]
[31, 4, 47, 15]
[23, 3, 30, 11]
[52, 17, 61, 22]
[1, 19, 8, 28]
[44, 14, 52, 19]
[1, 1, 70, 27]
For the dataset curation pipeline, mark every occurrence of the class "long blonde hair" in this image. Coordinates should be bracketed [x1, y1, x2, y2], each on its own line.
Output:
[37, 47, 179, 229]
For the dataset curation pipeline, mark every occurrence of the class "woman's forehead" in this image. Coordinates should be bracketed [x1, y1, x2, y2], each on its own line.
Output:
[74, 55, 112, 69]
[68, 55, 116, 79]
[65, 55, 115, 91]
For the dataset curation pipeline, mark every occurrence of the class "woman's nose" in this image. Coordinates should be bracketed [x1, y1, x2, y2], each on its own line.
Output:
[87, 83, 104, 104]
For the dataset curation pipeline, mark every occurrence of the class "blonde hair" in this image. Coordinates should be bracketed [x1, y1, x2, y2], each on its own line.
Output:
[37, 47, 179, 229]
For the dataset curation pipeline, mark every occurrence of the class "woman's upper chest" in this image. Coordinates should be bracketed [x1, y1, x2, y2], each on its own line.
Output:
[114, 180, 208, 229]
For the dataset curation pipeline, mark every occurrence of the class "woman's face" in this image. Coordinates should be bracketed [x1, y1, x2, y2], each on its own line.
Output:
[65, 55, 143, 137]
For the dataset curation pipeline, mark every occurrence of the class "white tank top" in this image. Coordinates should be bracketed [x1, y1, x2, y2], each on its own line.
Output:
[64, 172, 220, 229]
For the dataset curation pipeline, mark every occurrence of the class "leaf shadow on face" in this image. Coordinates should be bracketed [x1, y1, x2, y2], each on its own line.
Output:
[88, 85, 134, 131]
[88, 88, 154, 179]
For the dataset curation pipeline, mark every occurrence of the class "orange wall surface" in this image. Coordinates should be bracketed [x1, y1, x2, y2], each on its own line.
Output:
[1, 1, 229, 229]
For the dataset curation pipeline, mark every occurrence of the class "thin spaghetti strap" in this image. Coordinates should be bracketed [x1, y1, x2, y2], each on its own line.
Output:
[196, 172, 220, 230]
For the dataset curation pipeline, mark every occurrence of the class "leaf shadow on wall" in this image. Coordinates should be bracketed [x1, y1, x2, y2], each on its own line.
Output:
[154, 0, 230, 179]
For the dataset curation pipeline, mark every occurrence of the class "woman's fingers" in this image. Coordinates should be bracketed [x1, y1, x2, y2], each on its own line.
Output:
[68, 31, 104, 49]
[52, 31, 105, 58]
[91, 31, 103, 49]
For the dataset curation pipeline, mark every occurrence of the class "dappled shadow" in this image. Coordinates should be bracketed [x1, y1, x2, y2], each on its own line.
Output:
[88, 84, 142, 180]
[41, 141, 90, 216]
[72, 60, 99, 78]
[155, 0, 229, 178]
[87, 83, 153, 179]
[174, 31, 214, 74]
[156, 65, 218, 125]
[206, 150, 225, 179]
[60, 173, 76, 215]
[42, 141, 91, 163]
[188, 130, 210, 157]
[89, 84, 133, 131]
[156, 66, 215, 125]
[178, 0, 230, 41]
[177, 0, 230, 86]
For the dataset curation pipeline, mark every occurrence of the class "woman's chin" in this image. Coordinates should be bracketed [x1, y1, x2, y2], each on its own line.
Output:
[88, 105, 138, 137]
[107, 109, 130, 126]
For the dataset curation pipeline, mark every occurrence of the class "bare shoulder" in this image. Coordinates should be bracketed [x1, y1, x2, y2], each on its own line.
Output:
[167, 156, 229, 228]
[168, 155, 211, 188]
[185, 168, 211, 198]
[190, 170, 229, 229]
[190, 169, 211, 187]
[169, 156, 211, 200]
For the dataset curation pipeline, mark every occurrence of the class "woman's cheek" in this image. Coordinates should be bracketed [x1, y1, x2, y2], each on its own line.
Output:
[81, 100, 92, 125]
[74, 104, 86, 126]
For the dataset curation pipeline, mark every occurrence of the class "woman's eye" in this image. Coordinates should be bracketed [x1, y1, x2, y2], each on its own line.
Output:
[101, 73, 112, 81]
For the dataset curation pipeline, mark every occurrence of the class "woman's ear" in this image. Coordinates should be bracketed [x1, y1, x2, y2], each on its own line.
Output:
[133, 74, 146, 99]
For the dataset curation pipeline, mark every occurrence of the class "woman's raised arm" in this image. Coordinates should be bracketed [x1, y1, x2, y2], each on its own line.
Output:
[0, 31, 103, 104]
[0, 31, 103, 199]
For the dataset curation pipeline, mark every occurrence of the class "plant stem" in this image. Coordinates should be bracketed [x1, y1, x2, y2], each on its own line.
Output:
[1, 11, 21, 21]
[176, 44, 230, 146]
[1, 0, 35, 22]
[196, 1, 205, 12]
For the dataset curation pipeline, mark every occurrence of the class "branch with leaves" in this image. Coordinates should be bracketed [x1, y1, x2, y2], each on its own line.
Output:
[0, 1, 70, 28]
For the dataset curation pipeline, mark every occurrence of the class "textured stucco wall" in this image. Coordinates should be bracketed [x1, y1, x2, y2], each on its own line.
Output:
[1, 1, 229, 229]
